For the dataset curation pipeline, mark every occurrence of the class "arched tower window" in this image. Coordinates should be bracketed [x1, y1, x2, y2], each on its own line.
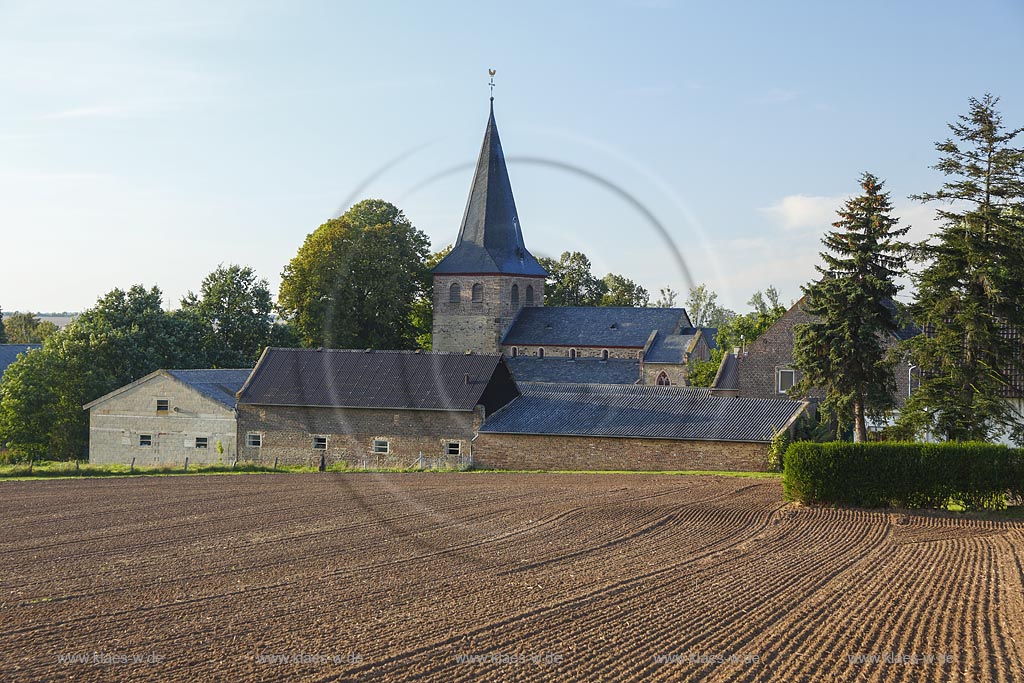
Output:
[471, 283, 483, 303]
[656, 371, 670, 386]
[601, 349, 609, 361]
[537, 347, 545, 359]
[449, 282, 461, 303]
[526, 285, 535, 306]
[569, 348, 577, 360]
[511, 284, 519, 306]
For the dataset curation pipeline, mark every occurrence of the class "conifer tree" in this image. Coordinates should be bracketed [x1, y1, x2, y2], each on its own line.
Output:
[792, 173, 909, 442]
[898, 94, 1024, 442]
[0, 305, 6, 343]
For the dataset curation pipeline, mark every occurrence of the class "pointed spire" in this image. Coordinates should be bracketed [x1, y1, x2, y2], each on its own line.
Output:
[432, 100, 546, 276]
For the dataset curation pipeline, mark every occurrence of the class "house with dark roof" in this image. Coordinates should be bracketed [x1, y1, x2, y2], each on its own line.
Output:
[84, 368, 252, 466]
[474, 383, 807, 471]
[0, 344, 41, 380]
[235, 348, 519, 468]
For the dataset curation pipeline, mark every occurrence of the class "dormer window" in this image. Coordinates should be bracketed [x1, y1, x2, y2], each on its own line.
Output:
[449, 283, 461, 303]
[471, 283, 484, 303]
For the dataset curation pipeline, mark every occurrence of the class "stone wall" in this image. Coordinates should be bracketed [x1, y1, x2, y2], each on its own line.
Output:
[88, 374, 237, 466]
[237, 404, 480, 468]
[472, 433, 768, 472]
[642, 363, 689, 386]
[502, 345, 641, 360]
[432, 274, 545, 355]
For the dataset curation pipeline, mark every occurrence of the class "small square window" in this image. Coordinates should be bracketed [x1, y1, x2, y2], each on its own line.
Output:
[313, 436, 327, 450]
[156, 399, 169, 413]
[195, 437, 208, 449]
[373, 439, 389, 454]
[139, 434, 152, 447]
[246, 433, 262, 448]
[445, 441, 461, 456]
[778, 369, 796, 393]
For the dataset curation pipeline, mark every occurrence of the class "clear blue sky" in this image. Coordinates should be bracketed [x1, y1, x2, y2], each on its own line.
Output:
[2, 0, 1022, 313]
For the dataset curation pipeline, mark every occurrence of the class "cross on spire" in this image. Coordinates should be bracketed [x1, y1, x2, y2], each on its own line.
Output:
[488, 68, 496, 100]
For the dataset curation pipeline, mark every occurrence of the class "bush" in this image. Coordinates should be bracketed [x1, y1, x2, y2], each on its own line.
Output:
[783, 441, 1024, 511]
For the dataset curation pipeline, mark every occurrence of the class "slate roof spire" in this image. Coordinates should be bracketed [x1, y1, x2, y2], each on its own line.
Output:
[431, 99, 547, 276]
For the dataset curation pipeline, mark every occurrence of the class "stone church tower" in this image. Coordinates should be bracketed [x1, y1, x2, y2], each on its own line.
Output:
[431, 100, 547, 354]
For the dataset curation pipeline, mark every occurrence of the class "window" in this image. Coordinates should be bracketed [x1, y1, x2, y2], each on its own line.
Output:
[511, 284, 519, 305]
[526, 285, 535, 306]
[373, 439, 389, 454]
[195, 437, 209, 449]
[511, 347, 518, 358]
[246, 433, 262, 448]
[569, 348, 577, 360]
[601, 349, 609, 361]
[778, 368, 796, 393]
[139, 434, 152, 447]
[537, 347, 545, 359]
[656, 371, 670, 386]
[313, 436, 327, 450]
[449, 282, 461, 303]
[445, 441, 461, 456]
[156, 399, 169, 413]
[471, 283, 483, 303]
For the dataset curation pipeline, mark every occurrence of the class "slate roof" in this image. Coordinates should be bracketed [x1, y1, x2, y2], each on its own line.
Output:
[506, 357, 640, 384]
[0, 344, 41, 377]
[644, 332, 696, 363]
[166, 369, 252, 409]
[431, 102, 546, 277]
[237, 348, 516, 411]
[503, 307, 690, 348]
[480, 383, 806, 443]
[711, 353, 739, 392]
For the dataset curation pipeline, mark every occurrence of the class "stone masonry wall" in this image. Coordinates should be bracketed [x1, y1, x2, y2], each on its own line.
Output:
[432, 275, 545, 355]
[237, 404, 479, 468]
[472, 433, 768, 472]
[88, 374, 237, 466]
[502, 345, 641, 360]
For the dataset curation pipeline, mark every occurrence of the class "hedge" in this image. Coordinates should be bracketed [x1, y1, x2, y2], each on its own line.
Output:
[782, 441, 1024, 511]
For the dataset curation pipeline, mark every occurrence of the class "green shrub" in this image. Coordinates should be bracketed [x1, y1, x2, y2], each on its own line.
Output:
[783, 441, 1024, 511]
[766, 429, 791, 472]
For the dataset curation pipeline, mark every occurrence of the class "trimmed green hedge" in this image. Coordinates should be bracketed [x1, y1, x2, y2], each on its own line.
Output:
[783, 441, 1024, 511]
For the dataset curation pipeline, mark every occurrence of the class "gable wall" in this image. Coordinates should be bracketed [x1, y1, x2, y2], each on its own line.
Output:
[88, 374, 237, 466]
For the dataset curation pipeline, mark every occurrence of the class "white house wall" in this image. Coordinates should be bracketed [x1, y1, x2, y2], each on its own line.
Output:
[88, 374, 237, 466]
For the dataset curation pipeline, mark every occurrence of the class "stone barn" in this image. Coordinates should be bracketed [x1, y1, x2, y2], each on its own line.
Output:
[84, 368, 252, 466]
[473, 383, 807, 472]
[235, 348, 519, 468]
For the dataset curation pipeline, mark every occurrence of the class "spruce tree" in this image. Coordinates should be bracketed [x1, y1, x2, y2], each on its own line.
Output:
[792, 173, 909, 442]
[0, 306, 6, 343]
[898, 94, 1024, 442]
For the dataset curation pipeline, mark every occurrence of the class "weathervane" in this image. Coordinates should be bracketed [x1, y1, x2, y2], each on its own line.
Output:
[488, 69, 496, 100]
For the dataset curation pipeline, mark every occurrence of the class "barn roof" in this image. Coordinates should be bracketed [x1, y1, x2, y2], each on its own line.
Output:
[480, 382, 806, 443]
[506, 356, 640, 384]
[166, 369, 253, 409]
[502, 307, 690, 348]
[237, 348, 518, 412]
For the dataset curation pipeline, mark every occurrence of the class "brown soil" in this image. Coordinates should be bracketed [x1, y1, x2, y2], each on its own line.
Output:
[1, 473, 1022, 682]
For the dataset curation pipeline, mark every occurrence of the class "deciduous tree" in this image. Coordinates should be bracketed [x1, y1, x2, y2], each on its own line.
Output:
[182, 264, 274, 364]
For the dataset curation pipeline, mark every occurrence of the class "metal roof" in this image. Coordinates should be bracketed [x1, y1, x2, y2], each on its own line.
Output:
[502, 306, 691, 348]
[237, 348, 514, 411]
[506, 356, 640, 384]
[480, 382, 806, 443]
[166, 369, 252, 409]
[711, 352, 739, 392]
[0, 344, 41, 378]
[431, 101, 546, 277]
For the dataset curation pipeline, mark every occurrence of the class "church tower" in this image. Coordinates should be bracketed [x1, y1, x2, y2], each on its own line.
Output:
[431, 100, 546, 354]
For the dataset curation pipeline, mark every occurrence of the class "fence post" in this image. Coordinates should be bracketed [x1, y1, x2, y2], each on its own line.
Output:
[232, 458, 237, 470]
[419, 451, 423, 469]
[184, 457, 189, 472]
[75, 460, 80, 473]
[130, 457, 135, 473]
[273, 457, 278, 471]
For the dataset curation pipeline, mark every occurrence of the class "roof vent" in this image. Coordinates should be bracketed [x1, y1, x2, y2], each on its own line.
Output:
[610, 323, 617, 329]
[316, 347, 323, 352]
[545, 324, 553, 330]
[464, 373, 471, 385]
[414, 349, 421, 354]
[364, 348, 372, 353]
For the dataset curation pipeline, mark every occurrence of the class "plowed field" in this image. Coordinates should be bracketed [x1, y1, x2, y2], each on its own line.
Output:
[2, 473, 1022, 682]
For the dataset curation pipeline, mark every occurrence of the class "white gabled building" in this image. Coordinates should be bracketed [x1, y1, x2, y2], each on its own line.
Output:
[84, 369, 251, 466]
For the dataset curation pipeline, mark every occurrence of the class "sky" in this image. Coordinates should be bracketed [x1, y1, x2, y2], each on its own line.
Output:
[1, 0, 1022, 314]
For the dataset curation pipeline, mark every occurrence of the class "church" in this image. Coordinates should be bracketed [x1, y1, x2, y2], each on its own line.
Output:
[430, 98, 715, 388]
